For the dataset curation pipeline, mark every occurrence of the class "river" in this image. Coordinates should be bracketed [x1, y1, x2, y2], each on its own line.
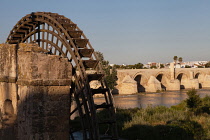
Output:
[95, 88, 210, 109]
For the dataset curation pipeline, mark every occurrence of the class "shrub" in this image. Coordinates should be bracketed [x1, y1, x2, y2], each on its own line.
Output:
[123, 106, 187, 129]
[185, 89, 202, 114]
[171, 100, 186, 111]
[121, 124, 194, 140]
[167, 120, 207, 140]
[201, 95, 210, 114]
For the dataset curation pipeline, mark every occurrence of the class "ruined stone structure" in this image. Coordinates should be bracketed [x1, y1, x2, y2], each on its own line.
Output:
[0, 43, 72, 139]
[117, 65, 210, 94]
[1, 12, 118, 140]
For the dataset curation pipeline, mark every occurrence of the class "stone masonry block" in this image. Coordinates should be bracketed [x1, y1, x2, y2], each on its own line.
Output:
[17, 43, 72, 86]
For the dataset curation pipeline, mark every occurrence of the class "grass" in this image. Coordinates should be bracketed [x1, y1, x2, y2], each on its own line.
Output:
[110, 90, 210, 140]
[114, 105, 209, 140]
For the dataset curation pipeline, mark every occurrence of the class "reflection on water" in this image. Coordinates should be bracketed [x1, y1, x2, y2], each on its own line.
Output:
[95, 88, 210, 109]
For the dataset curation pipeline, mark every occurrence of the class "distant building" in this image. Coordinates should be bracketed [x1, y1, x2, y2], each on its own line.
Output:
[144, 61, 208, 69]
[145, 62, 163, 69]
[172, 61, 208, 68]
[183, 61, 207, 68]
[109, 64, 115, 67]
[143, 64, 150, 69]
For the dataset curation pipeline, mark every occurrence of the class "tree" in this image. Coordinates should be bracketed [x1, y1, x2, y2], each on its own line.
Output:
[178, 57, 183, 63]
[178, 57, 183, 68]
[160, 64, 165, 68]
[95, 51, 109, 67]
[185, 65, 191, 68]
[133, 63, 144, 69]
[173, 56, 178, 64]
[185, 89, 202, 114]
[95, 51, 117, 90]
[150, 65, 157, 69]
[205, 61, 210, 68]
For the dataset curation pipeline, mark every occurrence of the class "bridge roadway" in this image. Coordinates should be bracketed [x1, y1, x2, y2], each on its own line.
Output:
[116, 66, 210, 94]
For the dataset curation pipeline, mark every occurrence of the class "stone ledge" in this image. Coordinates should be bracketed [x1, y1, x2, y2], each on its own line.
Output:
[18, 43, 48, 52]
[17, 79, 71, 86]
[0, 76, 17, 83]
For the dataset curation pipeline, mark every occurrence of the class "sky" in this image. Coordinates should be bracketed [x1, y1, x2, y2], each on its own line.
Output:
[1, 0, 210, 64]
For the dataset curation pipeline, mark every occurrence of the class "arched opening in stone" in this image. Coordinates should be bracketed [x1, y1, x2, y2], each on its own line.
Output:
[195, 73, 199, 79]
[3, 99, 14, 116]
[1, 99, 16, 139]
[177, 73, 187, 89]
[195, 73, 202, 88]
[134, 75, 145, 92]
[156, 74, 166, 90]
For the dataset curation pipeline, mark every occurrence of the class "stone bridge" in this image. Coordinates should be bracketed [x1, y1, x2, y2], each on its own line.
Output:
[116, 64, 210, 94]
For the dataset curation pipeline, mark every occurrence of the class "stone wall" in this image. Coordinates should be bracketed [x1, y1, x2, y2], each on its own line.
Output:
[0, 44, 17, 114]
[0, 44, 17, 139]
[0, 43, 72, 140]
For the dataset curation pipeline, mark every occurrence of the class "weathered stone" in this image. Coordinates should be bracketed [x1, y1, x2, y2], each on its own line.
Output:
[117, 68, 210, 94]
[145, 76, 162, 92]
[202, 75, 210, 87]
[117, 75, 137, 94]
[0, 43, 72, 139]
[166, 79, 180, 90]
[17, 43, 72, 83]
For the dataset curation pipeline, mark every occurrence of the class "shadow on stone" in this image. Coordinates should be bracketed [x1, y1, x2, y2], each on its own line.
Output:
[0, 43, 72, 140]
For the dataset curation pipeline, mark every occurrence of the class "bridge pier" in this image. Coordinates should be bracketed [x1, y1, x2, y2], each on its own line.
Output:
[145, 76, 161, 92]
[202, 75, 210, 88]
[117, 75, 137, 94]
[166, 79, 180, 90]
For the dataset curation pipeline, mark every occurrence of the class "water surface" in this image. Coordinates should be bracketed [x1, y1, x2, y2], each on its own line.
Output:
[95, 88, 210, 109]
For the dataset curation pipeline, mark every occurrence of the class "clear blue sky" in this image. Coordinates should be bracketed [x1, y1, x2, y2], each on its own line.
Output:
[1, 0, 210, 64]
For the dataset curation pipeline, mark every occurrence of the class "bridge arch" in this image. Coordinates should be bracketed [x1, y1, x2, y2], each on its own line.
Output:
[155, 73, 167, 90]
[176, 72, 189, 89]
[194, 72, 205, 88]
[133, 72, 149, 92]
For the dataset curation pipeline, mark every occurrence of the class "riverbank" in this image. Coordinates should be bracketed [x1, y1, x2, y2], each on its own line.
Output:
[97, 91, 210, 140]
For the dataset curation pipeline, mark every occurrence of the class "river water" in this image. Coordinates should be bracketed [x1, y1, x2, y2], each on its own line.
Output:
[95, 88, 210, 109]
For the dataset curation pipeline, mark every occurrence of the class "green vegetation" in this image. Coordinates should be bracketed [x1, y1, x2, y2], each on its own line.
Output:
[160, 64, 165, 68]
[150, 65, 157, 69]
[186, 89, 202, 114]
[173, 56, 183, 67]
[205, 61, 210, 68]
[115, 63, 144, 69]
[95, 51, 117, 89]
[97, 89, 210, 140]
[178, 57, 183, 63]
[173, 56, 178, 64]
[198, 66, 204, 68]
[185, 65, 191, 68]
